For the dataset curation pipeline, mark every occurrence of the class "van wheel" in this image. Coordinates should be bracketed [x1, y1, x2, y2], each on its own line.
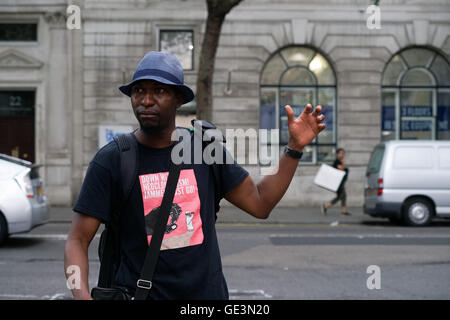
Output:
[0, 213, 8, 245]
[402, 198, 433, 226]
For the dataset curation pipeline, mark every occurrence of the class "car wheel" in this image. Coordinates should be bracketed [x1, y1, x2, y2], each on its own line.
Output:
[402, 198, 433, 226]
[0, 213, 8, 245]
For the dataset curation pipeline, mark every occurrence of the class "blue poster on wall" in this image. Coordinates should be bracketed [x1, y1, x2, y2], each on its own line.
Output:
[382, 105, 450, 131]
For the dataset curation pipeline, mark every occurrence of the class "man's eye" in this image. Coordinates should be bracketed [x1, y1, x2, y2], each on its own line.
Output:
[156, 87, 166, 94]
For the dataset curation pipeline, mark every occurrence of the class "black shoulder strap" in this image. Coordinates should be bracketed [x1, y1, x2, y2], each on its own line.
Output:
[97, 132, 139, 288]
[134, 159, 182, 300]
[114, 132, 139, 201]
[190, 120, 225, 215]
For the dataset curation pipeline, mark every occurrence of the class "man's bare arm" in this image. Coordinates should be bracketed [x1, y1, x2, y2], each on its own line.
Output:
[224, 153, 300, 219]
[64, 212, 101, 300]
[225, 104, 326, 219]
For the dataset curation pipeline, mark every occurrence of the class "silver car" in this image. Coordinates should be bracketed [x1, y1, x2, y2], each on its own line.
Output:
[364, 140, 450, 226]
[0, 153, 50, 244]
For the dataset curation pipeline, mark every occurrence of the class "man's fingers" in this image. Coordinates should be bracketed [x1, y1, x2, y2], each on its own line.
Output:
[303, 104, 313, 114]
[312, 105, 322, 115]
[317, 114, 325, 122]
[285, 105, 294, 124]
[318, 123, 327, 131]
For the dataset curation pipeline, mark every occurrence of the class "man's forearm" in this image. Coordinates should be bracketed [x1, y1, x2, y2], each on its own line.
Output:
[255, 144, 301, 217]
[64, 239, 92, 300]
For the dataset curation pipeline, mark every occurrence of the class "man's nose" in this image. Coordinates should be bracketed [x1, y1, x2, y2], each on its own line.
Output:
[141, 90, 155, 107]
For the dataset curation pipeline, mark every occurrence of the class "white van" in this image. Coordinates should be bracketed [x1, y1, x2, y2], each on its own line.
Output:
[364, 141, 450, 226]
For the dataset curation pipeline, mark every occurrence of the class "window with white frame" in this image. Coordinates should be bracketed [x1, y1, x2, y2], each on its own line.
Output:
[260, 46, 337, 164]
[159, 30, 194, 70]
[381, 47, 450, 141]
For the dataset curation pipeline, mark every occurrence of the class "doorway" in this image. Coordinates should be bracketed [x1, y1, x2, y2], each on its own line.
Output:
[0, 90, 35, 162]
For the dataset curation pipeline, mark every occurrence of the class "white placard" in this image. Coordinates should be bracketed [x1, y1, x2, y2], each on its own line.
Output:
[98, 125, 134, 149]
[314, 163, 346, 193]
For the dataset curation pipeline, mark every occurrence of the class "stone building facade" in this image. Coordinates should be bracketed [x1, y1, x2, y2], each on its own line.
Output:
[0, 0, 449, 207]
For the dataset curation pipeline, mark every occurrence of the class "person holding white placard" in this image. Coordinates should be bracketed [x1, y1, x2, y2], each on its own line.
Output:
[321, 148, 350, 216]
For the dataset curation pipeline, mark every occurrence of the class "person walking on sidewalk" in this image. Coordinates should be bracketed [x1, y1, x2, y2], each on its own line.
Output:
[321, 148, 351, 216]
[64, 51, 326, 300]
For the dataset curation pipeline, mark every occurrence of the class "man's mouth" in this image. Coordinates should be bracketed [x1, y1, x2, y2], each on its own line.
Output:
[139, 112, 159, 119]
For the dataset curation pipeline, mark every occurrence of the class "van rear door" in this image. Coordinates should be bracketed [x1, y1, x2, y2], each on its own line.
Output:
[365, 145, 385, 209]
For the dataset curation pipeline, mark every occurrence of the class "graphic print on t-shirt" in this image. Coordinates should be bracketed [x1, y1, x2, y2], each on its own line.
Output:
[139, 169, 203, 250]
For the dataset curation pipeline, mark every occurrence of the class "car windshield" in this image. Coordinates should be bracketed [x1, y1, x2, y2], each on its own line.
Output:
[367, 146, 385, 175]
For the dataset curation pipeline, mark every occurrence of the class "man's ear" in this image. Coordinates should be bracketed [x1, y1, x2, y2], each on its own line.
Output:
[175, 92, 184, 108]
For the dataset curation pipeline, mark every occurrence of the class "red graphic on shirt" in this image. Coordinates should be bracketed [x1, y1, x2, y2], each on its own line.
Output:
[139, 169, 203, 250]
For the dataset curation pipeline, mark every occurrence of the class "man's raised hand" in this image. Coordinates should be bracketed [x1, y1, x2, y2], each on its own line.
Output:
[285, 104, 326, 151]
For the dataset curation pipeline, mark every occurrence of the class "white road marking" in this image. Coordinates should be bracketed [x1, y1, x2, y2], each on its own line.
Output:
[0, 294, 39, 299]
[10, 234, 100, 241]
[269, 233, 450, 239]
[41, 293, 67, 300]
[229, 289, 272, 299]
[0, 293, 69, 300]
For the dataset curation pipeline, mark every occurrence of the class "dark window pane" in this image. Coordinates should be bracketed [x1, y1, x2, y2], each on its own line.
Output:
[0, 23, 37, 41]
[299, 145, 314, 163]
[260, 89, 276, 130]
[317, 146, 334, 163]
[281, 67, 315, 85]
[401, 48, 435, 68]
[159, 30, 193, 70]
[438, 91, 450, 140]
[401, 120, 432, 140]
[261, 53, 286, 85]
[401, 90, 432, 117]
[382, 55, 406, 86]
[280, 89, 313, 117]
[382, 91, 396, 140]
[280, 47, 315, 67]
[309, 53, 335, 85]
[401, 69, 434, 86]
[318, 88, 335, 143]
[280, 128, 289, 145]
[430, 55, 450, 86]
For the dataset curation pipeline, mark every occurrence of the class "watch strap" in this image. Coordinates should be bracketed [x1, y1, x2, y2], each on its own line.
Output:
[284, 146, 303, 159]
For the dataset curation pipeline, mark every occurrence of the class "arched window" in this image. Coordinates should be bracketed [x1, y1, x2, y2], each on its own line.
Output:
[382, 47, 450, 140]
[259, 46, 337, 164]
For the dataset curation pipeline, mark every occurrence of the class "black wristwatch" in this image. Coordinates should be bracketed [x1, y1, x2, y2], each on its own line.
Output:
[284, 146, 303, 159]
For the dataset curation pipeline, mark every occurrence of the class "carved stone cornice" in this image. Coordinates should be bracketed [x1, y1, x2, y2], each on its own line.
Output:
[43, 11, 66, 29]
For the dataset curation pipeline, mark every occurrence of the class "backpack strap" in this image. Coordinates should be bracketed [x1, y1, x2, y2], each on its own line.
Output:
[190, 119, 225, 216]
[97, 132, 139, 288]
[114, 133, 139, 202]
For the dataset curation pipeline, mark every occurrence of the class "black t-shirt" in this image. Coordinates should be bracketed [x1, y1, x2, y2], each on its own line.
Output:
[333, 159, 349, 186]
[73, 133, 249, 300]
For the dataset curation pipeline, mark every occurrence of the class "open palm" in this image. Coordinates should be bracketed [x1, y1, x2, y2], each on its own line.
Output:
[285, 104, 326, 150]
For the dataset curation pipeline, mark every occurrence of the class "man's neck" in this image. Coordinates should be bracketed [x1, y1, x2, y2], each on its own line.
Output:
[134, 126, 176, 149]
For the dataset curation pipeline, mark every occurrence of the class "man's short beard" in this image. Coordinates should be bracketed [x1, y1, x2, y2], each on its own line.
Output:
[139, 122, 160, 134]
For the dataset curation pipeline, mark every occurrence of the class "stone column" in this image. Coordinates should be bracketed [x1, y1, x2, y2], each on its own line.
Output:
[43, 10, 72, 205]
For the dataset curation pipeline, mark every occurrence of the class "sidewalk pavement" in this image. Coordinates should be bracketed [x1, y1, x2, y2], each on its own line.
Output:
[49, 204, 379, 225]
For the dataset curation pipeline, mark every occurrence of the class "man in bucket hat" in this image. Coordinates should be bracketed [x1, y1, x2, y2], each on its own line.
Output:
[65, 51, 326, 300]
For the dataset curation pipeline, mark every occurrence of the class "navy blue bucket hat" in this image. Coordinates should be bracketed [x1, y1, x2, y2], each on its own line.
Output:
[119, 51, 195, 104]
